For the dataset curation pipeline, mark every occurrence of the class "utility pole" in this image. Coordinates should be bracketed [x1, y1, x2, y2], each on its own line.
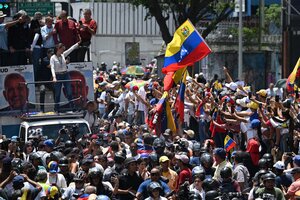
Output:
[238, 0, 243, 79]
[259, 0, 265, 50]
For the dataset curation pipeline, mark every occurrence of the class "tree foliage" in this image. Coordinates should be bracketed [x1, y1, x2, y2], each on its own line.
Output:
[128, 0, 234, 44]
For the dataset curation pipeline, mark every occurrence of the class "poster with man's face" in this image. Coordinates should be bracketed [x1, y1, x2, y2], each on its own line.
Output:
[0, 65, 36, 115]
[60, 62, 94, 107]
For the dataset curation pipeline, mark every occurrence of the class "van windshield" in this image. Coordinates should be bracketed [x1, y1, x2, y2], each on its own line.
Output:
[28, 123, 90, 141]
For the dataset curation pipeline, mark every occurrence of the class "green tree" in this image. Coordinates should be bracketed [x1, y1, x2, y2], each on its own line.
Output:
[128, 0, 234, 43]
[264, 4, 281, 28]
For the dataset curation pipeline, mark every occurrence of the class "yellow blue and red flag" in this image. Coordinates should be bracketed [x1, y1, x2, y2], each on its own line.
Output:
[286, 57, 300, 92]
[224, 135, 236, 152]
[175, 70, 187, 123]
[155, 92, 176, 133]
[162, 19, 211, 74]
[164, 67, 187, 91]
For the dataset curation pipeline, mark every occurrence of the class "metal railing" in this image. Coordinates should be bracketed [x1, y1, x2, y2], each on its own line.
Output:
[20, 79, 84, 113]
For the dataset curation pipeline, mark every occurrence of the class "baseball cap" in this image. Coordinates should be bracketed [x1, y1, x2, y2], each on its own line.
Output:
[47, 186, 59, 198]
[175, 154, 189, 164]
[184, 130, 195, 138]
[13, 175, 24, 188]
[251, 119, 261, 129]
[90, 134, 99, 139]
[273, 161, 285, 170]
[213, 148, 226, 159]
[159, 156, 169, 163]
[11, 136, 19, 142]
[294, 155, 300, 166]
[247, 101, 259, 110]
[48, 161, 59, 173]
[82, 158, 93, 165]
[44, 139, 54, 148]
[236, 97, 250, 107]
[225, 82, 238, 91]
[256, 89, 267, 98]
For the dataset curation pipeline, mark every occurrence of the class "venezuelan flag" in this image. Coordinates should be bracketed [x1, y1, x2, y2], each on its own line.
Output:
[175, 70, 187, 122]
[155, 92, 176, 133]
[286, 57, 300, 92]
[164, 67, 187, 91]
[224, 135, 236, 152]
[162, 19, 211, 74]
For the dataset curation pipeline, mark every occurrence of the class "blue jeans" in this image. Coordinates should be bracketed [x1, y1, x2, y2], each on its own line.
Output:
[32, 48, 41, 81]
[54, 72, 73, 111]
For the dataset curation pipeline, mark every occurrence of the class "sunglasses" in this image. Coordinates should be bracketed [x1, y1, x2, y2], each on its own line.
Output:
[151, 173, 159, 176]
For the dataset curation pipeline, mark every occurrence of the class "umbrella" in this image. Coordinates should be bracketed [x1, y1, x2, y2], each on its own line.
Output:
[125, 80, 147, 89]
[275, 79, 287, 89]
[121, 65, 145, 76]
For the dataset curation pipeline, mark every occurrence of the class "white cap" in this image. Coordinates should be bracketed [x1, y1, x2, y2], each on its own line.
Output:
[273, 161, 285, 170]
[225, 82, 238, 91]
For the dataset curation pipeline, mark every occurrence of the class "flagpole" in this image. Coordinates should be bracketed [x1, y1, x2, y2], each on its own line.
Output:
[238, 0, 243, 79]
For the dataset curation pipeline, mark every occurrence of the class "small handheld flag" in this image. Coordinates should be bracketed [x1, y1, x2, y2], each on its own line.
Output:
[224, 135, 236, 152]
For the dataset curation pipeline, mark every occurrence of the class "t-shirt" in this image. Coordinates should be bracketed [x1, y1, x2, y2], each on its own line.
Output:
[213, 161, 232, 182]
[137, 179, 171, 199]
[162, 168, 178, 191]
[287, 178, 300, 200]
[79, 18, 97, 42]
[125, 91, 135, 115]
[24, 182, 46, 200]
[98, 91, 106, 109]
[233, 163, 250, 188]
[176, 168, 192, 190]
[46, 173, 67, 189]
[254, 187, 285, 200]
[136, 86, 146, 111]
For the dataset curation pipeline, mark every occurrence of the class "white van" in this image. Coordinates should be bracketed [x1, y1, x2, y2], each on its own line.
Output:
[19, 113, 91, 142]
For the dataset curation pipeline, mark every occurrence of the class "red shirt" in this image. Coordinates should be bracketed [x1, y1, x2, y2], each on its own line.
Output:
[79, 18, 97, 42]
[176, 167, 192, 191]
[54, 19, 79, 48]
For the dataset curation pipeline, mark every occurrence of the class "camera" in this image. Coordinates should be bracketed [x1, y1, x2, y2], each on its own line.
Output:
[59, 124, 80, 142]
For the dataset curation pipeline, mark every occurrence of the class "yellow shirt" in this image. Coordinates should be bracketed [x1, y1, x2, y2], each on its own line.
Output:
[162, 168, 178, 191]
[213, 160, 232, 181]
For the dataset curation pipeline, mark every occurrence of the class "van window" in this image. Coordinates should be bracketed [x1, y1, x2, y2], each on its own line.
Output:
[28, 123, 90, 141]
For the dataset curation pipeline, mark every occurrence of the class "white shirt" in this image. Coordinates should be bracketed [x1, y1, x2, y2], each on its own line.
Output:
[98, 91, 106, 109]
[136, 86, 146, 111]
[50, 43, 79, 76]
[189, 185, 205, 200]
[240, 120, 258, 140]
[114, 91, 126, 111]
[47, 173, 67, 189]
[125, 91, 135, 115]
[266, 87, 283, 99]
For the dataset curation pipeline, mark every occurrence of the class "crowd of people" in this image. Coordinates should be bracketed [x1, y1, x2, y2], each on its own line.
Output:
[0, 61, 299, 200]
[1, 7, 300, 200]
[0, 8, 96, 75]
